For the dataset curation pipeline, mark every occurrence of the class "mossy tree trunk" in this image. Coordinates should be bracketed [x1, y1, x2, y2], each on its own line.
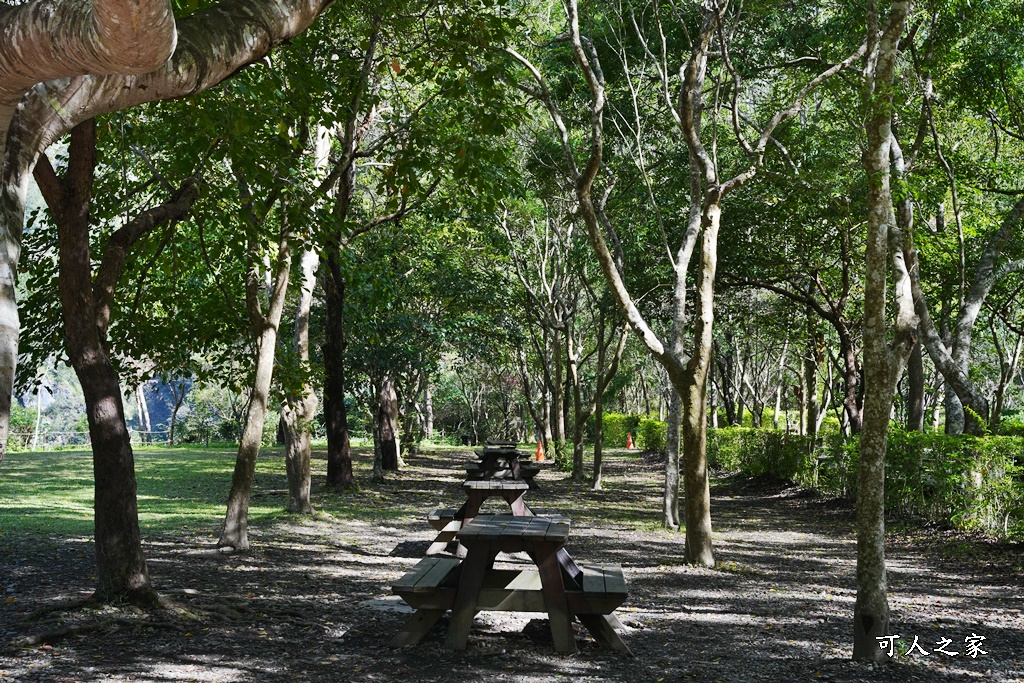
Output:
[854, 0, 915, 660]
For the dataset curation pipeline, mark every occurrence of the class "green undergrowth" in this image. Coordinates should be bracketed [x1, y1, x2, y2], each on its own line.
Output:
[707, 427, 1024, 539]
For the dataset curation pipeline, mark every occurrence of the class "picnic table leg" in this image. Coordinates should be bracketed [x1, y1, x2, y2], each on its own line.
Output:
[389, 609, 446, 647]
[462, 491, 484, 526]
[508, 492, 530, 517]
[445, 544, 491, 650]
[577, 614, 633, 655]
[535, 545, 576, 654]
[427, 515, 465, 555]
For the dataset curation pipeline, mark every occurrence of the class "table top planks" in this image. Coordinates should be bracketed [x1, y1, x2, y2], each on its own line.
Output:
[462, 479, 529, 492]
[457, 514, 570, 544]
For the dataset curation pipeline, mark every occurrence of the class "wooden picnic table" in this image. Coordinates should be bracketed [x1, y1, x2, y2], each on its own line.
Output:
[448, 515, 574, 652]
[465, 445, 542, 488]
[391, 514, 631, 655]
[472, 446, 525, 479]
[427, 479, 533, 555]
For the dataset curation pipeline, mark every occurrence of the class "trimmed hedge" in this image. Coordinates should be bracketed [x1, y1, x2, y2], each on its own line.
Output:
[708, 427, 1023, 539]
[602, 412, 641, 450]
[637, 418, 667, 452]
[601, 413, 668, 452]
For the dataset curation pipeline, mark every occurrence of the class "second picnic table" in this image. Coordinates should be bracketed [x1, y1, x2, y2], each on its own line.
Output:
[427, 479, 532, 555]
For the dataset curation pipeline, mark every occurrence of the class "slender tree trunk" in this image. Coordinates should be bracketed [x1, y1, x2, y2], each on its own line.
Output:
[324, 262, 354, 491]
[168, 381, 186, 445]
[551, 330, 565, 446]
[592, 373, 606, 490]
[568, 327, 585, 481]
[640, 366, 651, 416]
[906, 340, 925, 430]
[219, 216, 293, 551]
[423, 375, 433, 440]
[840, 333, 863, 434]
[281, 248, 319, 514]
[137, 386, 152, 435]
[221, 330, 284, 549]
[805, 314, 821, 443]
[378, 376, 400, 472]
[990, 330, 1022, 433]
[663, 388, 681, 530]
[32, 389, 41, 450]
[679, 201, 720, 567]
[854, 0, 913, 660]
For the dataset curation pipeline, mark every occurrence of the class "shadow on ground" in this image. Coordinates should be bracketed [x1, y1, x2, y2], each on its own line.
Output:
[1, 447, 1021, 683]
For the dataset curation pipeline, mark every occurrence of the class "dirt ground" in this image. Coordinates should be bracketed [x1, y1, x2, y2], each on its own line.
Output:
[1, 447, 1022, 683]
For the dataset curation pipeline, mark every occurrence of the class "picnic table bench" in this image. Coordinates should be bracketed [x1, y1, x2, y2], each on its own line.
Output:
[390, 515, 631, 655]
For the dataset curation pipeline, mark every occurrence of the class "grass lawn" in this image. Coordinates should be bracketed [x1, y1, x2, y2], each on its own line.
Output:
[0, 446, 309, 539]
[0, 443, 535, 540]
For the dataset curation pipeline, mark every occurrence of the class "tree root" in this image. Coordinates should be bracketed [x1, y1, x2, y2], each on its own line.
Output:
[7, 621, 108, 649]
[5, 613, 189, 652]
[22, 596, 96, 622]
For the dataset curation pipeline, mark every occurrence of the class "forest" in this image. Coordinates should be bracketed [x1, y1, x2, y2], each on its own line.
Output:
[0, 0, 1022, 680]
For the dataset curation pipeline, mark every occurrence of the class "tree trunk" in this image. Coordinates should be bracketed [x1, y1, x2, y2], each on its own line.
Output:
[378, 376, 400, 472]
[678, 200, 720, 568]
[663, 388, 681, 530]
[839, 333, 863, 434]
[281, 248, 319, 514]
[220, 325, 280, 549]
[805, 314, 821, 443]
[52, 123, 154, 604]
[423, 375, 433, 440]
[989, 327, 1022, 433]
[136, 386, 152, 435]
[37, 119, 196, 603]
[551, 330, 565, 447]
[592, 370, 606, 490]
[715, 343, 738, 426]
[219, 215, 293, 551]
[32, 389, 42, 450]
[906, 340, 925, 431]
[567, 326, 585, 481]
[854, 0, 913, 660]
[168, 381, 186, 444]
[323, 260, 354, 491]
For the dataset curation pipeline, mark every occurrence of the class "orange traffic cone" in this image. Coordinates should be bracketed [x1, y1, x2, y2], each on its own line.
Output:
[536, 441, 545, 461]
[626, 432, 634, 450]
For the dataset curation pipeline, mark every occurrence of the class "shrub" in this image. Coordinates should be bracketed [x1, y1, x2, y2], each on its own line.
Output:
[709, 425, 1023, 539]
[602, 412, 641, 449]
[637, 418, 667, 452]
[706, 428, 814, 481]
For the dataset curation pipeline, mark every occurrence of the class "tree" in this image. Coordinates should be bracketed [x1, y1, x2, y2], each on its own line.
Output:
[32, 118, 200, 604]
[853, 0, 915, 661]
[217, 156, 295, 552]
[0, 0, 334, 460]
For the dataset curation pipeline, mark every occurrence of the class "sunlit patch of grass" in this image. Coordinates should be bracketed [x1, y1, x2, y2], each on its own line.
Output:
[0, 447, 302, 538]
